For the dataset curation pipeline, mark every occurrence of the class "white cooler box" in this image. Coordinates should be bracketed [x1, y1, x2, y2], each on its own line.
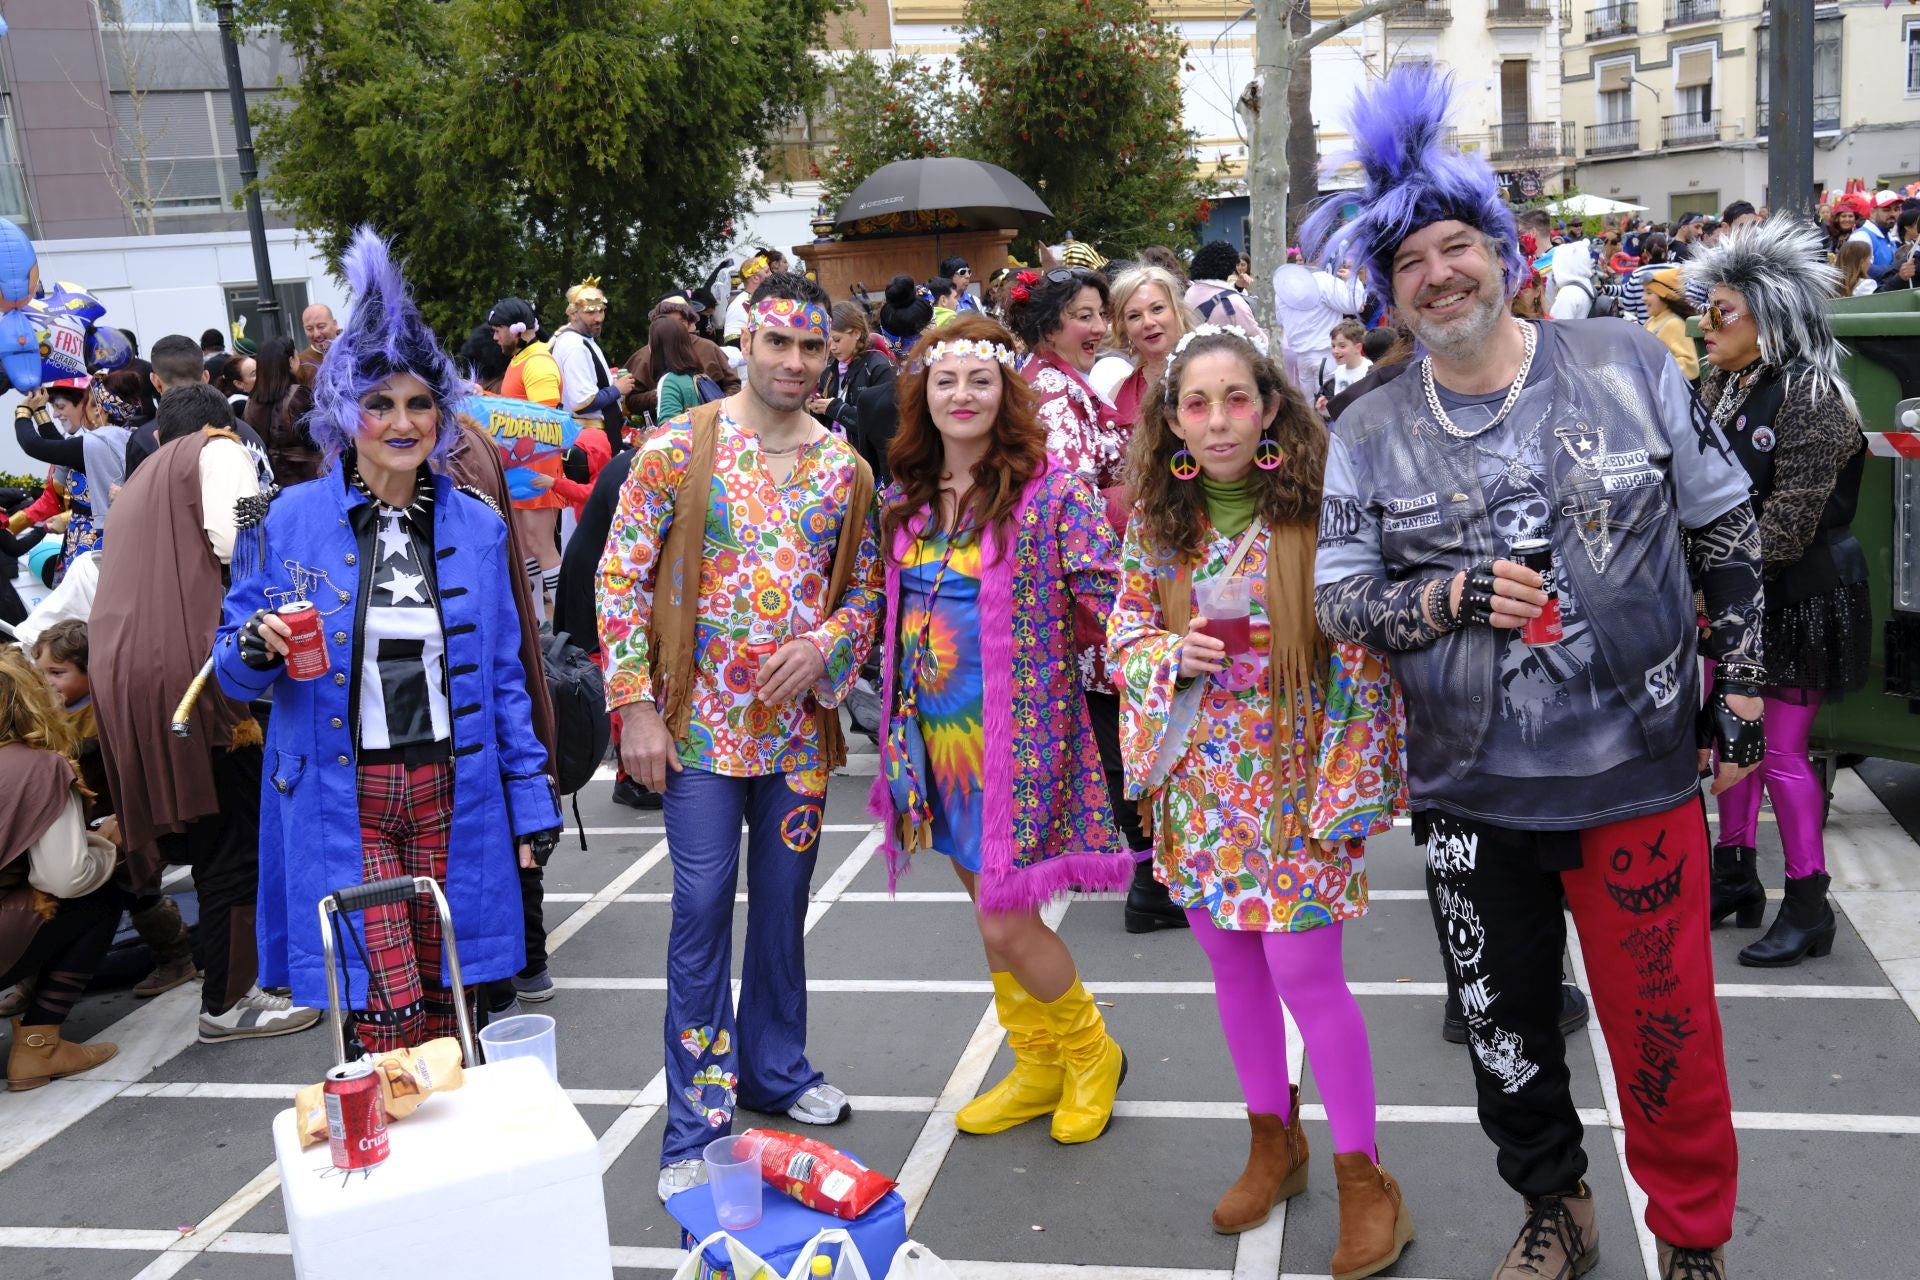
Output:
[272, 1056, 613, 1278]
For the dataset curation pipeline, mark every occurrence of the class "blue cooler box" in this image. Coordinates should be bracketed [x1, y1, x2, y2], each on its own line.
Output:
[665, 1151, 908, 1280]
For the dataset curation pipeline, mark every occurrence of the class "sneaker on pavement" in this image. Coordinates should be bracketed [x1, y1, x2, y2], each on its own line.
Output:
[198, 986, 321, 1043]
[1494, 1190, 1599, 1278]
[612, 776, 664, 810]
[513, 969, 556, 1003]
[487, 998, 524, 1026]
[787, 1082, 852, 1125]
[658, 1158, 709, 1203]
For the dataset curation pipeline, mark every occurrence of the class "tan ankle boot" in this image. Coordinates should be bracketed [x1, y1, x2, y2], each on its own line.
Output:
[131, 896, 200, 999]
[1658, 1240, 1726, 1279]
[7, 1017, 118, 1091]
[1211, 1087, 1310, 1234]
[1330, 1150, 1415, 1280]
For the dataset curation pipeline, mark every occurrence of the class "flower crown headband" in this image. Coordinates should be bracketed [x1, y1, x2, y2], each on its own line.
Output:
[908, 337, 1018, 374]
[1161, 324, 1254, 397]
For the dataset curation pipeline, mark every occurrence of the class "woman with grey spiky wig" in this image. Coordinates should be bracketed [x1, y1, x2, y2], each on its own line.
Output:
[1688, 215, 1869, 970]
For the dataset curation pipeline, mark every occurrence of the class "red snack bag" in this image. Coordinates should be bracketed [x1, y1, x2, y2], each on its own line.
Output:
[743, 1128, 896, 1220]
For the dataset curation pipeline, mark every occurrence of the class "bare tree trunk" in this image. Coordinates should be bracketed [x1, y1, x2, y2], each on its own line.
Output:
[1285, 3, 1316, 247]
[1249, 0, 1416, 333]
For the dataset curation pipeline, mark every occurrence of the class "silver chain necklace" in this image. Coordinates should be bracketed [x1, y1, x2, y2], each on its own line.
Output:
[1422, 319, 1539, 441]
[1709, 364, 1763, 429]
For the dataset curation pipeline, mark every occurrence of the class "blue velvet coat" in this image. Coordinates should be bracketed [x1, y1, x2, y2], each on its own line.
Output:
[215, 468, 560, 1009]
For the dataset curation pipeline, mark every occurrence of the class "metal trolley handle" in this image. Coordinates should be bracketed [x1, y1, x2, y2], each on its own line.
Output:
[317, 876, 478, 1070]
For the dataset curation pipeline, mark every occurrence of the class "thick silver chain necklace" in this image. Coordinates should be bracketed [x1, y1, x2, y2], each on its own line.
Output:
[1709, 364, 1763, 429]
[1422, 319, 1538, 441]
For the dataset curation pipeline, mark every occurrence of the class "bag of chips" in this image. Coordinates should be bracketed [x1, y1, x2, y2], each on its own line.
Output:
[743, 1128, 897, 1221]
[293, 1038, 467, 1148]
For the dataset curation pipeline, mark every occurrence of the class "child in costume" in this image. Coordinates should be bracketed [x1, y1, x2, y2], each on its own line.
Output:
[1109, 325, 1413, 1279]
[869, 314, 1135, 1147]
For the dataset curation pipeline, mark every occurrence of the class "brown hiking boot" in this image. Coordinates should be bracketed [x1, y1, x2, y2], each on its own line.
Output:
[1494, 1190, 1598, 1278]
[1330, 1149, 1415, 1280]
[131, 896, 199, 998]
[1658, 1241, 1726, 1279]
[1211, 1088, 1310, 1234]
[7, 1017, 118, 1090]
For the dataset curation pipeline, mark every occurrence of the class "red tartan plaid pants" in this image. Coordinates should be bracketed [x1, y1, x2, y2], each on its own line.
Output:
[351, 761, 471, 1055]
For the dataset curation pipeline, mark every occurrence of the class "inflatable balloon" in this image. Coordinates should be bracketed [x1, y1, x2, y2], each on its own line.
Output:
[41, 282, 106, 327]
[26, 303, 90, 384]
[463, 393, 582, 502]
[0, 218, 41, 391]
[86, 325, 131, 373]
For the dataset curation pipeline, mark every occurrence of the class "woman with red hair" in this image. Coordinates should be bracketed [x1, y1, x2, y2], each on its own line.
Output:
[870, 313, 1135, 1145]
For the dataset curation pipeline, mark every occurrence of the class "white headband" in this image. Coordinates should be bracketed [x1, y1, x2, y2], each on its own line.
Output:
[910, 338, 1018, 374]
[1162, 323, 1255, 385]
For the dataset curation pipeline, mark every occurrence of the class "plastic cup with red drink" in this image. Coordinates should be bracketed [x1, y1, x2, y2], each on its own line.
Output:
[1193, 577, 1253, 657]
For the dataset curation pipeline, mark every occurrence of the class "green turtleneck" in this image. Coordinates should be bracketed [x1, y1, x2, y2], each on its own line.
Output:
[1200, 473, 1255, 538]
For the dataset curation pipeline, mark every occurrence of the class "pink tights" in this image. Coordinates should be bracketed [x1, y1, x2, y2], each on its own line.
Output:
[1185, 910, 1378, 1156]
[1714, 685, 1827, 879]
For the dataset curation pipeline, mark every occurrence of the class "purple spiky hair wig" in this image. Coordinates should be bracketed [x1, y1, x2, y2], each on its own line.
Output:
[1299, 65, 1526, 304]
[311, 226, 463, 466]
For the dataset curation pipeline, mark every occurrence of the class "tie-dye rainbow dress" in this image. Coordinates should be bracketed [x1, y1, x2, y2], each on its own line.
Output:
[899, 529, 985, 871]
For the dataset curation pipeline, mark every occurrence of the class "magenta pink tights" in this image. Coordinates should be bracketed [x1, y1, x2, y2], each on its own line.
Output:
[1185, 910, 1378, 1155]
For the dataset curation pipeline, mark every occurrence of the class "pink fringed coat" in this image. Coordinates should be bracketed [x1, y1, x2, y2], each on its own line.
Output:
[869, 463, 1133, 913]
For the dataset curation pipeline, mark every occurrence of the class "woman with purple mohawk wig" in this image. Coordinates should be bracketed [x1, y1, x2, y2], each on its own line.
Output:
[1309, 61, 1763, 1280]
[212, 225, 563, 1058]
[1689, 216, 1869, 971]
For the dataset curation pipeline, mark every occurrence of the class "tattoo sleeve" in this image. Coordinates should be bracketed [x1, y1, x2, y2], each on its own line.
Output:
[1314, 573, 1451, 652]
[1686, 500, 1765, 668]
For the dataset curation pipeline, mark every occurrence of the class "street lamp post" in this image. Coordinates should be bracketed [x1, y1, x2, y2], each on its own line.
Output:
[215, 1, 281, 342]
[1766, 0, 1814, 216]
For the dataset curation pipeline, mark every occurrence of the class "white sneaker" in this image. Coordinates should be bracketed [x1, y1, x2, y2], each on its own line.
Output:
[787, 1082, 852, 1125]
[197, 985, 322, 1043]
[657, 1158, 709, 1203]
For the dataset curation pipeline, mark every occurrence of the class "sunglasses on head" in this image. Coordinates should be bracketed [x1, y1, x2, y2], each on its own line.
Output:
[1045, 267, 1096, 286]
[1701, 303, 1746, 330]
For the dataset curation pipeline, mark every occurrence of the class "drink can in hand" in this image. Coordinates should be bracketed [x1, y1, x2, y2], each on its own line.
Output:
[278, 601, 331, 681]
[1509, 538, 1564, 646]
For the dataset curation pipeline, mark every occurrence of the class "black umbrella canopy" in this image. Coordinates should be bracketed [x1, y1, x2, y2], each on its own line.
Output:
[834, 158, 1053, 231]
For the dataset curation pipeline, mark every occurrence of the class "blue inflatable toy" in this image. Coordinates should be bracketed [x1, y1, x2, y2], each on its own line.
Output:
[0, 218, 41, 391]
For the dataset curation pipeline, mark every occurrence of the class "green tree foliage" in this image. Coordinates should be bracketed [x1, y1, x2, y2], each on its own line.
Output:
[239, 0, 831, 357]
[818, 0, 1210, 256]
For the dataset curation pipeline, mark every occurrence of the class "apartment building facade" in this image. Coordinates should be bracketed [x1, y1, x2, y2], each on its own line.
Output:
[1561, 0, 1920, 221]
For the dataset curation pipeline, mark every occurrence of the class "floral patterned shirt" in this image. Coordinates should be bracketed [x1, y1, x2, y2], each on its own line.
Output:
[1025, 349, 1131, 693]
[1109, 519, 1408, 932]
[596, 411, 883, 784]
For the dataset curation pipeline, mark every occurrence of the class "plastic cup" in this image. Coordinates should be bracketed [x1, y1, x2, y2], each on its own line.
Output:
[478, 1013, 557, 1082]
[704, 1133, 765, 1230]
[1194, 576, 1254, 657]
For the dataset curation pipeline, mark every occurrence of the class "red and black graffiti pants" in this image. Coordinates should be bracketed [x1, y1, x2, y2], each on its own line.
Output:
[1422, 798, 1737, 1249]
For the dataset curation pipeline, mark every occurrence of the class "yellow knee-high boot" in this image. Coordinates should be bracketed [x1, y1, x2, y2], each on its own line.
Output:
[1037, 978, 1126, 1144]
[955, 972, 1063, 1135]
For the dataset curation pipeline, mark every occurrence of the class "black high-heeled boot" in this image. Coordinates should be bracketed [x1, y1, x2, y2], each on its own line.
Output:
[1709, 844, 1766, 929]
[1739, 872, 1837, 967]
[1123, 858, 1190, 933]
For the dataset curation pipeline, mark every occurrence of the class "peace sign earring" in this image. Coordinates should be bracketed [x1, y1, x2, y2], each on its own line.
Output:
[1169, 448, 1200, 481]
[1254, 434, 1285, 471]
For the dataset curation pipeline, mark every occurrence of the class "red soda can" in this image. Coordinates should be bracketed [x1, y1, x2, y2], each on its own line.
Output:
[1509, 537, 1564, 646]
[278, 601, 330, 681]
[743, 621, 781, 664]
[323, 1058, 388, 1170]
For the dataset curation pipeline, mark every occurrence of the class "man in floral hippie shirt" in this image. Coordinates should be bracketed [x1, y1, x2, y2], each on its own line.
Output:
[595, 271, 883, 1204]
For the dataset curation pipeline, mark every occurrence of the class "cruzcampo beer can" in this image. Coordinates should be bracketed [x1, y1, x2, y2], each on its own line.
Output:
[323, 1058, 388, 1171]
[1509, 537, 1564, 647]
[277, 601, 330, 681]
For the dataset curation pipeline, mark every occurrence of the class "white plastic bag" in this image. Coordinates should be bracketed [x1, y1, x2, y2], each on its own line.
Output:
[670, 1229, 784, 1280]
[784, 1227, 875, 1280]
[887, 1240, 959, 1280]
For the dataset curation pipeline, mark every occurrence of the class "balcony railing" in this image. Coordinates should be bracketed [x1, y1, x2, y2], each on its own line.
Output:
[1756, 94, 1842, 136]
[1490, 120, 1575, 162]
[1588, 2, 1636, 41]
[1585, 119, 1640, 156]
[1487, 0, 1551, 23]
[1387, 0, 1452, 26]
[1666, 0, 1719, 26]
[1661, 111, 1721, 147]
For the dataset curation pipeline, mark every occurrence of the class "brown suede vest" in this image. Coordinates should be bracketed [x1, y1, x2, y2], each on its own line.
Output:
[648, 402, 875, 772]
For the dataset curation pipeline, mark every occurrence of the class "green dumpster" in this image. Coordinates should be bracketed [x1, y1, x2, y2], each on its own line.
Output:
[1813, 289, 1920, 764]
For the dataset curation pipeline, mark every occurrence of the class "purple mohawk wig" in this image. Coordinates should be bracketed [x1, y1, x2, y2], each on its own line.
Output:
[310, 226, 463, 466]
[1299, 65, 1526, 304]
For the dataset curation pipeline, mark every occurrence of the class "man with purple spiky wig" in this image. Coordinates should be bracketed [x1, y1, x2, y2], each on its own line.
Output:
[214, 227, 562, 1057]
[1307, 66, 1759, 1280]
